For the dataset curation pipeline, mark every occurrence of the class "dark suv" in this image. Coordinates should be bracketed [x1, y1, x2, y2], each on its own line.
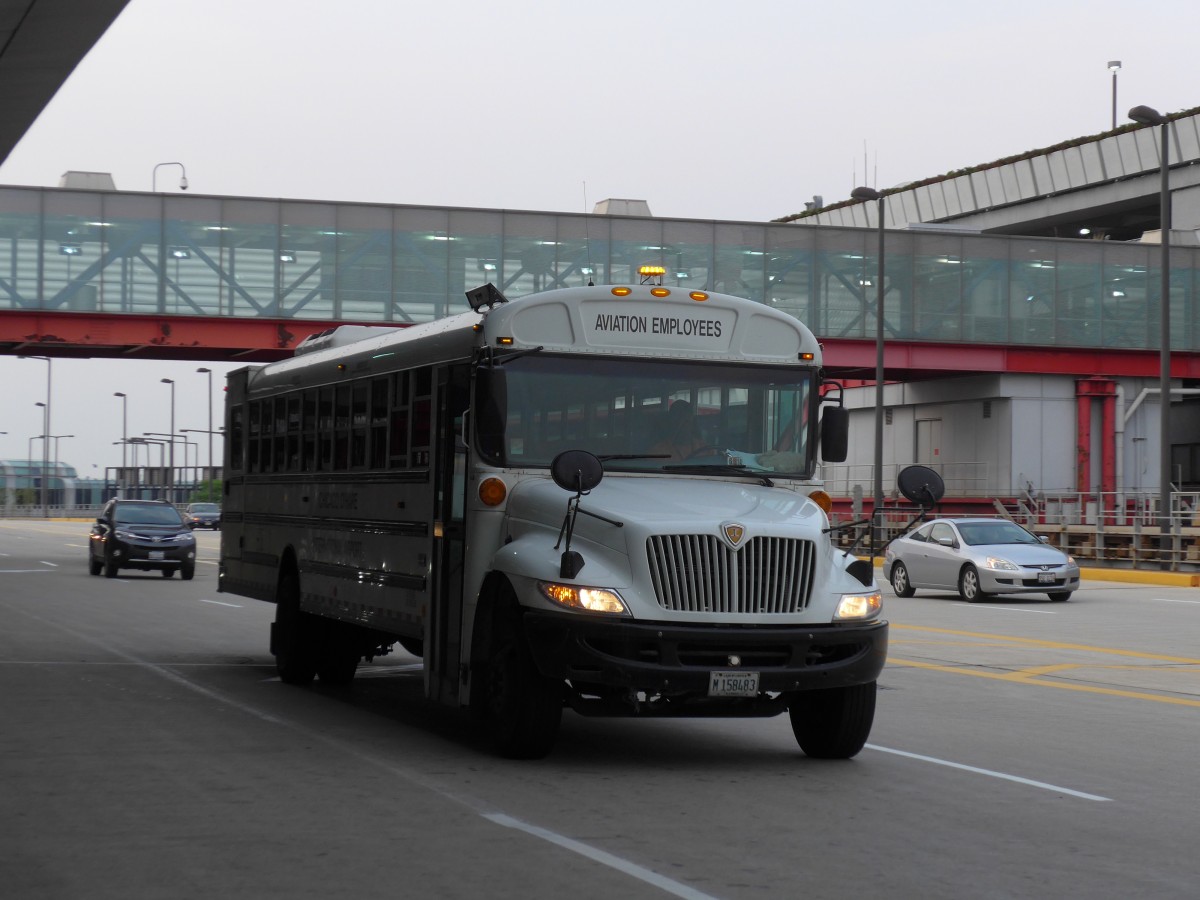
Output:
[185, 502, 221, 530]
[89, 499, 197, 580]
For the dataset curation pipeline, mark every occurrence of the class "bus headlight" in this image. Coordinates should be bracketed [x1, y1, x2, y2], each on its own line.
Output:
[538, 582, 628, 615]
[834, 591, 882, 620]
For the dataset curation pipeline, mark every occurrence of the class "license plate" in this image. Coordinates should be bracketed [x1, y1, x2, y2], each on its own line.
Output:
[1037, 572, 1055, 584]
[708, 671, 760, 697]
[149, 550, 165, 560]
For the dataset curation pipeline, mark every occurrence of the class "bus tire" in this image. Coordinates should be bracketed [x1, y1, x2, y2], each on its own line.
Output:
[274, 567, 318, 686]
[317, 624, 360, 686]
[482, 596, 562, 759]
[787, 682, 876, 759]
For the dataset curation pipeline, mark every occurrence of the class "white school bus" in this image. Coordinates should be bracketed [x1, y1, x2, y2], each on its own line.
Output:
[218, 281, 886, 758]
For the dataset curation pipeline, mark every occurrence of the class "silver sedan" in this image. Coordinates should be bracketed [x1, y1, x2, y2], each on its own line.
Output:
[883, 517, 1080, 602]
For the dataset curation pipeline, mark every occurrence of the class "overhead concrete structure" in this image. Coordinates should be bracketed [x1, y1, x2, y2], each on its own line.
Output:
[784, 107, 1200, 244]
[0, 0, 131, 166]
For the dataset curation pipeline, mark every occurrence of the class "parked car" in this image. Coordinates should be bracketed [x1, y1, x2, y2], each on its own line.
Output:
[89, 499, 197, 580]
[185, 502, 221, 530]
[883, 517, 1080, 602]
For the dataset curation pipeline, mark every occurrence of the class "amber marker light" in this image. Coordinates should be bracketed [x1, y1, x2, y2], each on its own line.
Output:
[650, 287, 671, 297]
[689, 291, 709, 302]
[799, 352, 815, 361]
[611, 287, 632, 297]
[809, 490, 833, 514]
[496, 336, 514, 346]
[479, 477, 507, 506]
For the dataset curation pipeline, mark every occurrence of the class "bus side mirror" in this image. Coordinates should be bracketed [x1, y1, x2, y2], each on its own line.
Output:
[474, 366, 507, 461]
[820, 405, 848, 462]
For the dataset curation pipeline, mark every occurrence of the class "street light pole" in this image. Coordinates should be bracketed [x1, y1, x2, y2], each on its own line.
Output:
[197, 367, 213, 484]
[1108, 61, 1121, 130]
[152, 162, 189, 192]
[1128, 104, 1172, 567]
[21, 355, 51, 517]
[852, 186, 886, 556]
[50, 435, 74, 505]
[114, 392, 128, 497]
[161, 378, 176, 502]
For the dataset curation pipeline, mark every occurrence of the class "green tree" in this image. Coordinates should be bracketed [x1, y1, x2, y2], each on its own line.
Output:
[188, 479, 223, 503]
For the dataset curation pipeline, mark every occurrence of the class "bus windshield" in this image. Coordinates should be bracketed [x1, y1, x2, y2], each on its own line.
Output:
[479, 354, 816, 477]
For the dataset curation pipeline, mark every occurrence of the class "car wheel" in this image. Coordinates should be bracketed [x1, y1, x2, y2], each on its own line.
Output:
[181, 563, 195, 581]
[161, 567, 175, 578]
[958, 564, 986, 602]
[890, 562, 915, 597]
[1047, 591, 1071, 602]
[104, 555, 119, 578]
[89, 553, 102, 576]
[788, 682, 877, 759]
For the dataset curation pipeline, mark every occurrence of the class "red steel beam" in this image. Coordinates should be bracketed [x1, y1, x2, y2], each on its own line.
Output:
[0, 311, 374, 362]
[823, 338, 1200, 379]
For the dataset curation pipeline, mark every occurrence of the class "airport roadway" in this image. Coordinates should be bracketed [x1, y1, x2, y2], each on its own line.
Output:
[2, 519, 1200, 900]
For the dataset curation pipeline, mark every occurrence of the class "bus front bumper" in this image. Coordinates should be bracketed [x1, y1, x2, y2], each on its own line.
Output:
[522, 611, 888, 697]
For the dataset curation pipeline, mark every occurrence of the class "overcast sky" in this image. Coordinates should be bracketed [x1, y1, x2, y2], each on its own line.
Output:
[0, 0, 1196, 477]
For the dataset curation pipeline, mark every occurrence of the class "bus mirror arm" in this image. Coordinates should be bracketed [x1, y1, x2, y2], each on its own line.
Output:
[554, 496, 624, 579]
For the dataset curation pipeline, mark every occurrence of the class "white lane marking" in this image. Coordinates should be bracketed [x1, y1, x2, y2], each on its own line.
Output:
[39, 561, 59, 567]
[9, 606, 718, 897]
[198, 598, 242, 608]
[0, 569, 53, 574]
[957, 604, 1055, 615]
[866, 744, 1111, 802]
[1156, 598, 1200, 605]
[484, 813, 721, 900]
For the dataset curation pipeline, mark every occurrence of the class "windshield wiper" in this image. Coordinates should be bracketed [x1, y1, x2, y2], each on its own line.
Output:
[661, 464, 774, 487]
[597, 453, 670, 462]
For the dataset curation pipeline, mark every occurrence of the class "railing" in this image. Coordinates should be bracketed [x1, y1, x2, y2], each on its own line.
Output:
[821, 461, 991, 501]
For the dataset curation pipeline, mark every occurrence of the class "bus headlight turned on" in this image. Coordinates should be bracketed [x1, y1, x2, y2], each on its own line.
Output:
[835, 591, 882, 621]
[538, 582, 628, 615]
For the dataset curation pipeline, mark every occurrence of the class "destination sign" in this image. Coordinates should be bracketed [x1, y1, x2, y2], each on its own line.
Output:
[580, 301, 736, 352]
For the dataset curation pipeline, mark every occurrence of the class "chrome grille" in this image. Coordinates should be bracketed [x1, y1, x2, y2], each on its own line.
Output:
[646, 534, 816, 613]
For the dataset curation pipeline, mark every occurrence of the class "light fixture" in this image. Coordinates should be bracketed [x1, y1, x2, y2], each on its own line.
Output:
[278, 251, 296, 263]
[58, 243, 82, 256]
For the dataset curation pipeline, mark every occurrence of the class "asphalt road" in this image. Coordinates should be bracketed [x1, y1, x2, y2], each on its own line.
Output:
[3, 519, 1199, 900]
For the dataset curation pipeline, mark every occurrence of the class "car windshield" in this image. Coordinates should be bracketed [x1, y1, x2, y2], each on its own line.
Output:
[114, 505, 184, 526]
[956, 522, 1040, 546]
[190, 504, 219, 513]
[477, 354, 818, 477]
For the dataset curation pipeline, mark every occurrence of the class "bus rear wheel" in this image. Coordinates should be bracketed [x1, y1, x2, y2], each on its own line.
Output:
[483, 602, 562, 759]
[787, 682, 877, 759]
[273, 568, 319, 686]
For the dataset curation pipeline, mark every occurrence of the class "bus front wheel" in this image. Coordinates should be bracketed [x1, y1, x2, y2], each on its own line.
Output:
[482, 601, 563, 759]
[787, 682, 877, 759]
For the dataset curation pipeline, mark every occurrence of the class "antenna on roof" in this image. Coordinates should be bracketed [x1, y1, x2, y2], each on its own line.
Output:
[583, 180, 594, 286]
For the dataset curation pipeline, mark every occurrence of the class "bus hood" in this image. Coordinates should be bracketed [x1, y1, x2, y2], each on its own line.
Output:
[496, 474, 873, 620]
[504, 474, 827, 544]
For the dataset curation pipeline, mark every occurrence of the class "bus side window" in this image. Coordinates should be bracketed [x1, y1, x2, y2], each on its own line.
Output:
[229, 404, 244, 473]
[389, 370, 410, 468]
[248, 401, 261, 473]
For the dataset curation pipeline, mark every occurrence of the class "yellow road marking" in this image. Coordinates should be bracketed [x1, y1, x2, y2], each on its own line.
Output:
[891, 623, 1200, 665]
[887, 656, 1200, 707]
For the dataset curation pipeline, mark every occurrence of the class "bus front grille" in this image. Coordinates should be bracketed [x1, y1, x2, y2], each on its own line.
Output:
[646, 534, 816, 614]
